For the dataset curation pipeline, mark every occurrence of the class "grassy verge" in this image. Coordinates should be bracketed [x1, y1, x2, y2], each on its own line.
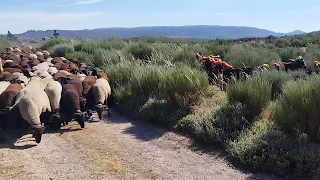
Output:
[40, 37, 320, 179]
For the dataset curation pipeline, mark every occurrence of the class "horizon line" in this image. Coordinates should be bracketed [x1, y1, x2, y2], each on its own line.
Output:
[4, 25, 310, 35]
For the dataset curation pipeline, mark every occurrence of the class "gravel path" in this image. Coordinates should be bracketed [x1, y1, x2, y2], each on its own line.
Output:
[0, 112, 281, 180]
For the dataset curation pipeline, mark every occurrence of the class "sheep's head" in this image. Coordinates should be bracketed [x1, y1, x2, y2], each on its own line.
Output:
[72, 111, 85, 128]
[56, 76, 72, 86]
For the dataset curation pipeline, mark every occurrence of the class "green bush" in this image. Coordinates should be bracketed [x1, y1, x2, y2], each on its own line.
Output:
[130, 66, 163, 97]
[224, 46, 281, 66]
[227, 77, 271, 120]
[228, 120, 320, 178]
[254, 70, 292, 99]
[160, 66, 209, 108]
[65, 51, 93, 63]
[128, 43, 153, 60]
[99, 37, 127, 50]
[273, 75, 320, 142]
[41, 38, 72, 50]
[0, 36, 10, 52]
[136, 99, 188, 127]
[171, 46, 201, 68]
[50, 44, 75, 57]
[176, 103, 248, 145]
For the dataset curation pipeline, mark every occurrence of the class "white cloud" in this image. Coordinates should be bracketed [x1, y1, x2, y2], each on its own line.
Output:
[0, 12, 103, 21]
[54, 0, 104, 6]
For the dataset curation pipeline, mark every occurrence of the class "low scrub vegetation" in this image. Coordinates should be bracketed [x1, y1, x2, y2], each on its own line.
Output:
[42, 35, 320, 179]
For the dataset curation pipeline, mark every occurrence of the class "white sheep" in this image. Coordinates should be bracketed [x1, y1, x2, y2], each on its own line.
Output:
[42, 50, 50, 56]
[77, 73, 87, 81]
[37, 71, 53, 79]
[60, 57, 68, 61]
[13, 47, 22, 53]
[28, 53, 38, 60]
[46, 57, 53, 63]
[12, 72, 24, 79]
[17, 75, 30, 87]
[12, 77, 52, 108]
[47, 67, 58, 75]
[32, 62, 50, 72]
[0, 81, 11, 95]
[4, 60, 13, 64]
[92, 78, 112, 119]
[36, 51, 44, 56]
[18, 88, 51, 143]
[45, 80, 62, 112]
[58, 70, 72, 76]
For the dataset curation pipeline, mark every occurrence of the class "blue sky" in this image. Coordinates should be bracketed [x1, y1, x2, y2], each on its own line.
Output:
[0, 0, 318, 34]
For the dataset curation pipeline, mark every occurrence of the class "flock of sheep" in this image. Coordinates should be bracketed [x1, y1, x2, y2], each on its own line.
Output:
[0, 46, 113, 144]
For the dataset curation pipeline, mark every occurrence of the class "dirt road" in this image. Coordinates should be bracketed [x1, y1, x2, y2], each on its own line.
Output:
[0, 112, 280, 180]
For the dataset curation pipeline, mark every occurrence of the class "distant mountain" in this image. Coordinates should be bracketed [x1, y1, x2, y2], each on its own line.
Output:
[285, 30, 305, 36]
[13, 25, 306, 40]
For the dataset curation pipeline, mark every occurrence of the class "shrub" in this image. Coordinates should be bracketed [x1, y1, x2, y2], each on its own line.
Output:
[254, 70, 292, 99]
[130, 66, 163, 97]
[99, 37, 127, 50]
[175, 102, 248, 145]
[228, 120, 320, 178]
[136, 99, 188, 127]
[224, 46, 281, 66]
[65, 51, 93, 63]
[172, 47, 199, 67]
[273, 75, 320, 142]
[41, 38, 72, 50]
[227, 77, 271, 120]
[0, 36, 10, 52]
[160, 66, 209, 108]
[50, 44, 75, 57]
[128, 43, 152, 60]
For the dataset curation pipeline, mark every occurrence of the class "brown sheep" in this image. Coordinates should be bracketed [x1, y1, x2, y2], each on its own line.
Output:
[3, 68, 22, 74]
[67, 74, 80, 80]
[58, 77, 85, 128]
[97, 72, 110, 82]
[53, 72, 68, 81]
[0, 83, 24, 129]
[3, 62, 23, 70]
[0, 72, 14, 81]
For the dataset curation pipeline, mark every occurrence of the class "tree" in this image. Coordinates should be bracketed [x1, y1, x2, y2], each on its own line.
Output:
[7, 31, 18, 41]
[53, 30, 60, 38]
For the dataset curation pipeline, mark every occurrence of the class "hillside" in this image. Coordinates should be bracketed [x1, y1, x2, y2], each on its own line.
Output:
[14, 25, 305, 40]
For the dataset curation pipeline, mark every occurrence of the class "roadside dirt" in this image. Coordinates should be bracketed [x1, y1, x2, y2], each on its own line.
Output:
[0, 112, 281, 180]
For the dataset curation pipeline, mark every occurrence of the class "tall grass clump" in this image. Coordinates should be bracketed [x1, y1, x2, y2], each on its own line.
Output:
[203, 42, 231, 59]
[128, 43, 153, 60]
[273, 75, 320, 142]
[65, 51, 93, 63]
[0, 36, 10, 51]
[91, 48, 134, 67]
[254, 70, 292, 99]
[160, 66, 209, 108]
[227, 77, 271, 120]
[228, 119, 320, 178]
[50, 44, 75, 57]
[276, 47, 302, 61]
[172, 46, 200, 68]
[41, 38, 72, 50]
[99, 37, 127, 50]
[130, 66, 163, 97]
[224, 46, 281, 66]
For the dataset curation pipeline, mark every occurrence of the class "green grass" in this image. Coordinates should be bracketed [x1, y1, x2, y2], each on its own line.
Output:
[227, 77, 272, 120]
[273, 75, 320, 142]
[0, 36, 11, 52]
[42, 36, 320, 179]
[50, 44, 75, 57]
[41, 38, 72, 50]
